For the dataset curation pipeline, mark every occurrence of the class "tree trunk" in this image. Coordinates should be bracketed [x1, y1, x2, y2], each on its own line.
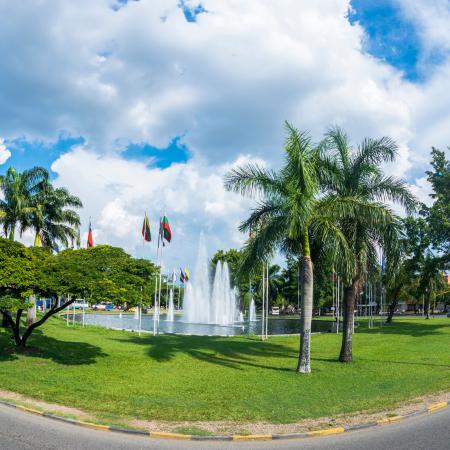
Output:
[386, 298, 398, 323]
[424, 293, 431, 319]
[339, 276, 360, 363]
[26, 295, 37, 327]
[297, 233, 313, 373]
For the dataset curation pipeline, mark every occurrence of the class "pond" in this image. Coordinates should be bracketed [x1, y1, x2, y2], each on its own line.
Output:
[72, 313, 335, 336]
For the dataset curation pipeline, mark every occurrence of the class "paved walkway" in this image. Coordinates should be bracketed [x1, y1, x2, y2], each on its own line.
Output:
[1, 403, 449, 449]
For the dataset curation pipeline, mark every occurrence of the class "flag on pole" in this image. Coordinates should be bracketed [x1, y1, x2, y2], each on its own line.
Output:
[160, 215, 172, 244]
[87, 220, 94, 247]
[141, 212, 151, 242]
[34, 232, 42, 247]
[180, 268, 190, 283]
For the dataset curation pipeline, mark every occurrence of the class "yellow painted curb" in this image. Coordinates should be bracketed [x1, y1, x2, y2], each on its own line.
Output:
[308, 427, 345, 437]
[377, 415, 403, 425]
[233, 434, 272, 441]
[428, 402, 448, 412]
[15, 405, 43, 416]
[150, 431, 192, 440]
[78, 421, 110, 431]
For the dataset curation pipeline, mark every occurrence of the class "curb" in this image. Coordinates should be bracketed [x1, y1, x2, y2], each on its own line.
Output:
[0, 398, 448, 442]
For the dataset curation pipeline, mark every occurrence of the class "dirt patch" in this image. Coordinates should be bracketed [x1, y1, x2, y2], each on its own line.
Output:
[0, 390, 92, 420]
[130, 391, 450, 434]
[0, 389, 448, 435]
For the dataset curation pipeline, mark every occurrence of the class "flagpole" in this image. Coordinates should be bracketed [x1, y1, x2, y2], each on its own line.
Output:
[157, 214, 164, 334]
[153, 222, 161, 336]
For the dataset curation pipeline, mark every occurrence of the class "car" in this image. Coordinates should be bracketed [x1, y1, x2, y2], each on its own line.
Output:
[71, 301, 89, 309]
[271, 306, 280, 315]
[92, 304, 107, 311]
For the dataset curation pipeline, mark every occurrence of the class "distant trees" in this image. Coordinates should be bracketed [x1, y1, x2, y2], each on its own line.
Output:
[0, 239, 157, 349]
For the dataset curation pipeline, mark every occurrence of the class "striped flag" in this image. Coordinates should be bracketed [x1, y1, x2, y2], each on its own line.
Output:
[141, 212, 151, 242]
[160, 215, 172, 244]
[87, 220, 94, 247]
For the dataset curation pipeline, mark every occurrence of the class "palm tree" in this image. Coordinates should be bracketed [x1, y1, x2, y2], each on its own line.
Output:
[320, 128, 416, 362]
[0, 167, 49, 239]
[27, 183, 82, 249]
[225, 122, 354, 373]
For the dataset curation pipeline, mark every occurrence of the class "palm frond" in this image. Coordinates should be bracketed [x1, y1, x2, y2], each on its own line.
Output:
[224, 163, 284, 198]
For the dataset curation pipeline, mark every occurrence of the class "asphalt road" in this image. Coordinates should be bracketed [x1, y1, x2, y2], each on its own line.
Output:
[1, 403, 449, 450]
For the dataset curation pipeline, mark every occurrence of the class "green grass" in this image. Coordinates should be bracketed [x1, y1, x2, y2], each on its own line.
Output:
[174, 426, 212, 436]
[0, 317, 449, 424]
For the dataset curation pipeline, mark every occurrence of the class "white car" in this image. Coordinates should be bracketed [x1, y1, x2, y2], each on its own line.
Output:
[271, 307, 280, 315]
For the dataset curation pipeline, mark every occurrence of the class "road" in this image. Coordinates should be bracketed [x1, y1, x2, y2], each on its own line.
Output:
[1, 403, 449, 450]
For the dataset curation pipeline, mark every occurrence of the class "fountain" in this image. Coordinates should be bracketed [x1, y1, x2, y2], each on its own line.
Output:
[166, 289, 175, 322]
[249, 297, 257, 321]
[183, 235, 238, 326]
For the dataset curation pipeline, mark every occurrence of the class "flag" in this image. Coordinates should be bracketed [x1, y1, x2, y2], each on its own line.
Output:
[160, 215, 172, 244]
[34, 232, 42, 247]
[141, 212, 151, 242]
[87, 220, 94, 247]
[180, 268, 185, 283]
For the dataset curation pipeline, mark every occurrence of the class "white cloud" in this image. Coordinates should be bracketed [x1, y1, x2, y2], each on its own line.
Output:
[0, 0, 449, 263]
[51, 147, 254, 269]
[0, 138, 11, 165]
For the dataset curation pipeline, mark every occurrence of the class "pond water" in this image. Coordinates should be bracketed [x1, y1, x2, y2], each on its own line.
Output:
[73, 313, 335, 336]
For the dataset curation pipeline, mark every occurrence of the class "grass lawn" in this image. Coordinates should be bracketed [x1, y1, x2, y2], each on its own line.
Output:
[0, 317, 449, 425]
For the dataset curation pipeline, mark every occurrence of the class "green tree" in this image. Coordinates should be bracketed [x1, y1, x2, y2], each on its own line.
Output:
[320, 128, 416, 362]
[225, 122, 354, 373]
[425, 148, 450, 259]
[0, 239, 157, 349]
[0, 167, 48, 240]
[28, 183, 82, 249]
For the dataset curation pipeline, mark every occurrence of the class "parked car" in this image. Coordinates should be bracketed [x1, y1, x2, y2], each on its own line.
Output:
[71, 301, 89, 309]
[271, 306, 280, 315]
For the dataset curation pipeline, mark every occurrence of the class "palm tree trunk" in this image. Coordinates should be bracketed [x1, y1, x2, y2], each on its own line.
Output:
[8, 227, 15, 240]
[339, 276, 360, 363]
[297, 230, 313, 374]
[424, 293, 431, 319]
[386, 299, 397, 323]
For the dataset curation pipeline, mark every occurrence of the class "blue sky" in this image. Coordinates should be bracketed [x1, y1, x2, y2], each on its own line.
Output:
[349, 0, 421, 81]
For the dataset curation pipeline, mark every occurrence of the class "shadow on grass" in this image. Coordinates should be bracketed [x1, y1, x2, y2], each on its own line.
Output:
[0, 328, 106, 365]
[113, 333, 298, 371]
[314, 356, 450, 369]
[355, 319, 450, 337]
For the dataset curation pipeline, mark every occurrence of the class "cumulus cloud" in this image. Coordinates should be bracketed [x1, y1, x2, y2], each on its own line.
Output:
[0, 138, 11, 165]
[51, 147, 257, 268]
[0, 0, 449, 263]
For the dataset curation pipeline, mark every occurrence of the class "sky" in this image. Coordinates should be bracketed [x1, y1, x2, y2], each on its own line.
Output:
[0, 0, 449, 271]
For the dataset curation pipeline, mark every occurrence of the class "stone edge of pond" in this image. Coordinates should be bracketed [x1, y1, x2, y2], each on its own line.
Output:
[1, 398, 448, 442]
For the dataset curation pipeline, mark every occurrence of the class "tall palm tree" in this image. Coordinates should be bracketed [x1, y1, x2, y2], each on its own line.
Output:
[320, 128, 416, 362]
[225, 122, 354, 373]
[0, 167, 48, 240]
[27, 183, 82, 249]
